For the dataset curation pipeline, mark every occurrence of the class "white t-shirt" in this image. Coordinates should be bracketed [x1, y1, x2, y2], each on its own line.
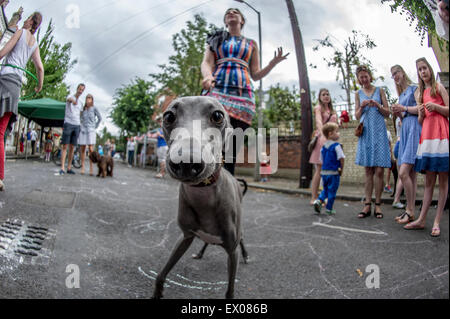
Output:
[64, 95, 83, 126]
[30, 130, 37, 141]
[127, 141, 135, 151]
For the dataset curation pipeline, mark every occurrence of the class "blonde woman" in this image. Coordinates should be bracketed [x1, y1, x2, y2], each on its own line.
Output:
[79, 94, 102, 175]
[309, 88, 337, 205]
[390, 65, 421, 224]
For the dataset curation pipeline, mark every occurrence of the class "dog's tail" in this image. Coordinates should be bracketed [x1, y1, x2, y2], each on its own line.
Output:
[236, 178, 248, 196]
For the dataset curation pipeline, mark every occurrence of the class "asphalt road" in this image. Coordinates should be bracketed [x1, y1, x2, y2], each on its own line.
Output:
[0, 159, 448, 299]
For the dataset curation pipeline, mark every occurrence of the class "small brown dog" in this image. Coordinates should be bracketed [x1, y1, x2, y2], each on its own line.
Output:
[89, 151, 114, 178]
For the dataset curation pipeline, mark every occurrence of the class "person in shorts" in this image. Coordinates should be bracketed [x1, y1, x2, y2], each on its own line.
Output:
[60, 83, 85, 175]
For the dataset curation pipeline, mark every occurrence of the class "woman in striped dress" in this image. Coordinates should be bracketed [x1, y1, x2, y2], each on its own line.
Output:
[201, 7, 288, 175]
[404, 58, 449, 237]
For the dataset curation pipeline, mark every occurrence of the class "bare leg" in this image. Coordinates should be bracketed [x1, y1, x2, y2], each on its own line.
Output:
[374, 167, 385, 217]
[88, 145, 94, 175]
[60, 144, 68, 171]
[310, 164, 322, 204]
[432, 172, 448, 236]
[397, 164, 415, 222]
[359, 167, 374, 217]
[405, 171, 437, 228]
[67, 145, 75, 171]
[80, 145, 86, 173]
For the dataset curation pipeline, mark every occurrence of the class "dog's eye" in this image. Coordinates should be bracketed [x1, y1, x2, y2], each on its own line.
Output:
[211, 111, 224, 124]
[163, 112, 176, 125]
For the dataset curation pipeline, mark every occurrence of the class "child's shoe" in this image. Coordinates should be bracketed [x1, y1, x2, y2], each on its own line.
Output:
[384, 185, 392, 193]
[392, 201, 405, 209]
[313, 199, 322, 214]
[325, 209, 336, 216]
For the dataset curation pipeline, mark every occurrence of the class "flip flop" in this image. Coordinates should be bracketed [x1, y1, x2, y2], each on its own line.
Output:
[403, 222, 425, 230]
[431, 227, 440, 237]
[397, 212, 414, 224]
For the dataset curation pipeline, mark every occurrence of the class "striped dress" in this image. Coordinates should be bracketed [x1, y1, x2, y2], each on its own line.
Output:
[205, 33, 256, 125]
[415, 88, 449, 172]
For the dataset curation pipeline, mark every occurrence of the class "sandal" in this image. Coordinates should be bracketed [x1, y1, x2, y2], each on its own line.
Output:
[358, 202, 372, 218]
[394, 211, 407, 222]
[403, 222, 425, 230]
[374, 202, 383, 219]
[397, 211, 414, 224]
[431, 226, 440, 237]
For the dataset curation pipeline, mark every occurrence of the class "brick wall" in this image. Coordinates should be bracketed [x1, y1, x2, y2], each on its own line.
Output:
[236, 120, 425, 185]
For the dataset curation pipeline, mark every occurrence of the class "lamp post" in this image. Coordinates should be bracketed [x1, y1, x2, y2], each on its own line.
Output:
[234, 0, 262, 182]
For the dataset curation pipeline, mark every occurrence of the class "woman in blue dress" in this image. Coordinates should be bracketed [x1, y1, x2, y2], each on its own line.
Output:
[390, 65, 421, 225]
[355, 65, 391, 219]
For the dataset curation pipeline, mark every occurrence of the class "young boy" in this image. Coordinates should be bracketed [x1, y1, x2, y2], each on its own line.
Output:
[313, 122, 345, 215]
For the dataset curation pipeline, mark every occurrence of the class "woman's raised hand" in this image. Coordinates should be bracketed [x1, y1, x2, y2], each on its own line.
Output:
[271, 47, 289, 66]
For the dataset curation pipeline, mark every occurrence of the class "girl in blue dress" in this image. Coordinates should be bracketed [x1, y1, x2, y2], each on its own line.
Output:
[354, 66, 391, 219]
[390, 65, 421, 225]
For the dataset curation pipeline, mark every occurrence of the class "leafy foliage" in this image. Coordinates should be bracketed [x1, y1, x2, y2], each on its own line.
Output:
[110, 77, 157, 136]
[251, 85, 301, 134]
[22, 20, 77, 101]
[381, 0, 448, 51]
[150, 14, 217, 96]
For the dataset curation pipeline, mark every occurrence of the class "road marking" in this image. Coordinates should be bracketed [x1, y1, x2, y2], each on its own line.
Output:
[313, 222, 387, 235]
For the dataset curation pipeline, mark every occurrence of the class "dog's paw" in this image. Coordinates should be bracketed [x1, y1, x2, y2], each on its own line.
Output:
[242, 256, 250, 264]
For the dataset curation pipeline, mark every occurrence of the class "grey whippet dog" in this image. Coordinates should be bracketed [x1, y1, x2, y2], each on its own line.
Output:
[152, 96, 249, 299]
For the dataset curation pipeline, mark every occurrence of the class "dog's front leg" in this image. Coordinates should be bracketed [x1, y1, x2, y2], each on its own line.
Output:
[225, 249, 238, 299]
[153, 234, 194, 299]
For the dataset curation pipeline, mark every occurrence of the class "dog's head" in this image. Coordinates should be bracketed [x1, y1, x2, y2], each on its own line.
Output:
[89, 151, 101, 163]
[162, 96, 232, 184]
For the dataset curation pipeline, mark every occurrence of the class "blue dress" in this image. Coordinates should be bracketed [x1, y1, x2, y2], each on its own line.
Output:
[355, 87, 391, 168]
[398, 85, 421, 166]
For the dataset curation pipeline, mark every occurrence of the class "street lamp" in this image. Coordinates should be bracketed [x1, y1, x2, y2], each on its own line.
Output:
[234, 0, 263, 182]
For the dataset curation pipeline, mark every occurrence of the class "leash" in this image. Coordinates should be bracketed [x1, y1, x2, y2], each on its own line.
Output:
[0, 64, 39, 100]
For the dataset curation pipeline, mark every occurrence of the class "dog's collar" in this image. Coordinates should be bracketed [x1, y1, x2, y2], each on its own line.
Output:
[190, 167, 222, 187]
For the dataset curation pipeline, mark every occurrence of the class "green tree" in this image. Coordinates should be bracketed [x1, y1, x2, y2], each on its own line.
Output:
[150, 14, 217, 96]
[381, 0, 448, 51]
[312, 30, 378, 115]
[110, 77, 157, 136]
[251, 85, 301, 135]
[22, 20, 77, 101]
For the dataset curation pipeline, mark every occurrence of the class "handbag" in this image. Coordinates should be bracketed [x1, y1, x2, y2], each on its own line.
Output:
[308, 113, 333, 152]
[355, 113, 366, 137]
[354, 122, 364, 137]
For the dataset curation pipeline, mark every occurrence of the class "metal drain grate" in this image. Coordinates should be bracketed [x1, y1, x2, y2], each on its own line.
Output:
[0, 219, 54, 259]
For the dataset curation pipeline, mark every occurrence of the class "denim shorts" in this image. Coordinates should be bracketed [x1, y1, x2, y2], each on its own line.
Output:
[61, 122, 80, 146]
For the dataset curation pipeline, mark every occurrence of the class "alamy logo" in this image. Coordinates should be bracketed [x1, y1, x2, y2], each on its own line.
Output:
[65, 4, 80, 29]
[65, 264, 80, 288]
[365, 264, 380, 289]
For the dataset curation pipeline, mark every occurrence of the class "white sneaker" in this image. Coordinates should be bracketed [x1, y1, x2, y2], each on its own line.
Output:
[0, 179, 4, 191]
[313, 199, 322, 214]
[392, 202, 405, 209]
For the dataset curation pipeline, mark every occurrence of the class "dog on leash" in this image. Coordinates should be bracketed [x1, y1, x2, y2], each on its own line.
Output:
[152, 96, 249, 299]
[89, 151, 114, 178]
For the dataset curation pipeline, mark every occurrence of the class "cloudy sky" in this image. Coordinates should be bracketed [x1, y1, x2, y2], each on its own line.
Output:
[3, 0, 442, 135]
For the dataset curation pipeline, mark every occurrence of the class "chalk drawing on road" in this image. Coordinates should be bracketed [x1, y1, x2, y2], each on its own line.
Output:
[312, 222, 388, 235]
[138, 267, 235, 291]
[126, 218, 175, 249]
